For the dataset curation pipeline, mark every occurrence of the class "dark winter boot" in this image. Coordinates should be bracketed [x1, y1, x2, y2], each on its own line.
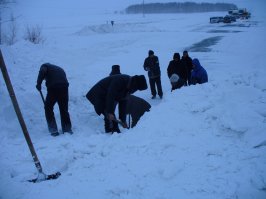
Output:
[51, 132, 60, 137]
[104, 117, 112, 133]
[112, 121, 121, 133]
[48, 125, 59, 137]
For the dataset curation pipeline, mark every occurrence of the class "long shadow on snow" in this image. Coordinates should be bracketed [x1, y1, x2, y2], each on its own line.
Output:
[186, 36, 223, 52]
[207, 30, 242, 33]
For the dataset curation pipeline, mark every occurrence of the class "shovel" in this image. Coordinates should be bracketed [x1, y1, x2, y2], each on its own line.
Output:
[39, 89, 46, 104]
[112, 118, 129, 129]
[0, 49, 61, 183]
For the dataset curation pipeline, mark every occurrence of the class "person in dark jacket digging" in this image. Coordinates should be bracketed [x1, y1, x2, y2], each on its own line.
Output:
[36, 63, 72, 136]
[109, 65, 151, 128]
[143, 50, 163, 99]
[167, 53, 187, 91]
[126, 95, 151, 128]
[108, 64, 123, 129]
[86, 74, 148, 133]
[191, 58, 208, 85]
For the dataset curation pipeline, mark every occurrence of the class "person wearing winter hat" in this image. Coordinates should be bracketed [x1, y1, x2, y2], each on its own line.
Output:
[191, 58, 208, 85]
[109, 65, 121, 76]
[143, 50, 163, 99]
[86, 74, 147, 133]
[148, 50, 154, 56]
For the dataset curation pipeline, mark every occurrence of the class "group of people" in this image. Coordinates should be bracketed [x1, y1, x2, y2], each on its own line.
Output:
[36, 50, 208, 136]
[143, 50, 208, 98]
[36, 63, 148, 136]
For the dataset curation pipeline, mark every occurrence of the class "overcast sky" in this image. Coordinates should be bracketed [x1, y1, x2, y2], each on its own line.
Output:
[14, 0, 265, 14]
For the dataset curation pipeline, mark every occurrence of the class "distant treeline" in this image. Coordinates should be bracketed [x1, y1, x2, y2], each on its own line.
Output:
[125, 2, 237, 14]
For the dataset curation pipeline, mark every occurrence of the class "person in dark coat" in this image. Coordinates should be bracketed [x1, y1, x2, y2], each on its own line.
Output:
[126, 95, 151, 128]
[167, 53, 187, 91]
[191, 58, 208, 85]
[36, 63, 72, 136]
[109, 64, 124, 131]
[181, 50, 193, 85]
[143, 50, 163, 99]
[86, 74, 148, 133]
[109, 65, 151, 128]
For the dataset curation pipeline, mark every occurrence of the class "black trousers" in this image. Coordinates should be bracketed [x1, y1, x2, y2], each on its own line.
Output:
[45, 86, 72, 133]
[149, 76, 163, 97]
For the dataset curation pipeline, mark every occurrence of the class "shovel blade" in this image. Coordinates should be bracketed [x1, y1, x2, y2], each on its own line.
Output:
[29, 172, 61, 183]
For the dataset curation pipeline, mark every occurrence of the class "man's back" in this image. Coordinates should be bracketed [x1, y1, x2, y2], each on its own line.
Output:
[37, 63, 68, 89]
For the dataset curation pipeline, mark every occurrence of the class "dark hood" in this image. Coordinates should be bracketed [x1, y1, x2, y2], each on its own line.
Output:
[192, 58, 202, 71]
[128, 75, 148, 94]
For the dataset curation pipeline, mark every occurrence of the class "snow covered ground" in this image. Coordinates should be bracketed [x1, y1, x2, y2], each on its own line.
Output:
[0, 0, 266, 199]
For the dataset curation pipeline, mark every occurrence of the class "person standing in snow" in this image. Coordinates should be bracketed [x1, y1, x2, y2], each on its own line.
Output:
[167, 53, 187, 91]
[111, 20, 114, 26]
[36, 63, 72, 136]
[86, 74, 148, 133]
[191, 58, 208, 85]
[181, 50, 193, 85]
[143, 50, 163, 99]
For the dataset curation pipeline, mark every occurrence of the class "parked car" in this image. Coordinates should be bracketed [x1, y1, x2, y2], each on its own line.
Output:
[223, 15, 236, 23]
[228, 8, 251, 19]
[223, 16, 232, 23]
[230, 13, 240, 19]
[210, 17, 224, 23]
[228, 9, 239, 15]
[229, 15, 236, 22]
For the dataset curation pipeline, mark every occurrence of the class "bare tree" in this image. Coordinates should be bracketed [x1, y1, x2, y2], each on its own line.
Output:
[24, 24, 44, 44]
[0, 1, 4, 44]
[3, 13, 18, 45]
[0, 0, 16, 45]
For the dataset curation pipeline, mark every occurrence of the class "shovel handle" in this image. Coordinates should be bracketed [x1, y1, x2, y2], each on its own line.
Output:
[0, 49, 43, 174]
[39, 90, 45, 104]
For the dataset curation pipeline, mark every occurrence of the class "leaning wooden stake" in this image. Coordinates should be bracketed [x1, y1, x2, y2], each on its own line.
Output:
[0, 49, 60, 182]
